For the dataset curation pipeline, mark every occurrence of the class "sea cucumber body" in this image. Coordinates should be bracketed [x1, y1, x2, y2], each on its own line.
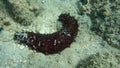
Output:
[14, 14, 78, 54]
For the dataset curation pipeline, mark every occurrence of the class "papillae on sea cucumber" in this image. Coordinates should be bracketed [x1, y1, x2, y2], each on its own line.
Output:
[14, 13, 78, 54]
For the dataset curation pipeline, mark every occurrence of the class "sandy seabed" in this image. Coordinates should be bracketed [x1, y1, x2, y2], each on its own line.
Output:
[0, 0, 120, 68]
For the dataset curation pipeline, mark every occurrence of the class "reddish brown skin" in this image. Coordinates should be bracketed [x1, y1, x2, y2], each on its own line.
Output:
[14, 13, 78, 54]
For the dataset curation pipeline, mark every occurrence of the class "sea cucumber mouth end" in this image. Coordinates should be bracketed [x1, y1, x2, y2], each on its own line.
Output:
[14, 32, 27, 43]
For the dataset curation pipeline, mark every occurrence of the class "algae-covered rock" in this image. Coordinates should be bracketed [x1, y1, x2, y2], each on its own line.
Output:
[78, 0, 120, 48]
[4, 0, 41, 25]
[77, 52, 120, 68]
[82, 0, 120, 49]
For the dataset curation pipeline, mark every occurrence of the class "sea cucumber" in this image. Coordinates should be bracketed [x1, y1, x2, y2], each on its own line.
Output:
[14, 13, 78, 54]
